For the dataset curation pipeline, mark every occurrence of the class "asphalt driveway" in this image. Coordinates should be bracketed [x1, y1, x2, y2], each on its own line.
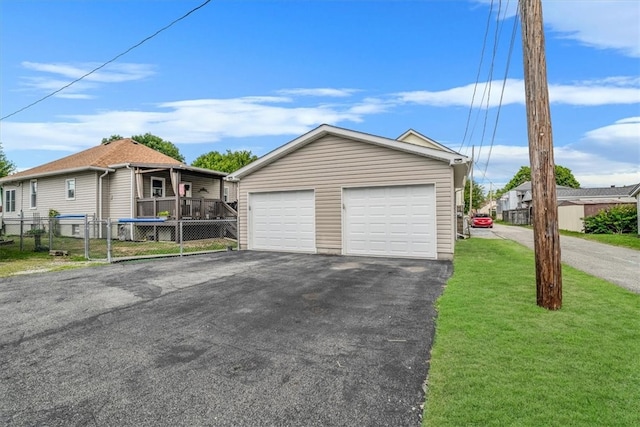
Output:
[0, 251, 451, 426]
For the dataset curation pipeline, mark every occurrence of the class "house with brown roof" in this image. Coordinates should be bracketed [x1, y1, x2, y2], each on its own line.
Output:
[0, 139, 237, 238]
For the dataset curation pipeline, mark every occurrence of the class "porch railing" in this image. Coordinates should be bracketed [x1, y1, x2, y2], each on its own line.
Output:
[136, 197, 237, 220]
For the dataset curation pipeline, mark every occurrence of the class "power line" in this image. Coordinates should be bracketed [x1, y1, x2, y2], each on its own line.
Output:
[480, 4, 520, 184]
[476, 0, 509, 168]
[0, 0, 212, 122]
[459, 0, 495, 153]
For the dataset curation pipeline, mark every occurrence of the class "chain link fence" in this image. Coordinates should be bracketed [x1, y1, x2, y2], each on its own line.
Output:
[502, 208, 532, 225]
[1, 214, 237, 262]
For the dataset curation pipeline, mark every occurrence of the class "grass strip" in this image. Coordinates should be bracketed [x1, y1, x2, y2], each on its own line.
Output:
[423, 239, 640, 427]
[558, 229, 640, 251]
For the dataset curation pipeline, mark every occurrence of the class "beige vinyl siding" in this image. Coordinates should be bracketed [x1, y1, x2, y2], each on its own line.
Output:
[224, 181, 238, 203]
[22, 172, 99, 218]
[238, 135, 455, 257]
[107, 168, 134, 219]
[180, 173, 222, 199]
[398, 133, 441, 150]
[65, 172, 99, 215]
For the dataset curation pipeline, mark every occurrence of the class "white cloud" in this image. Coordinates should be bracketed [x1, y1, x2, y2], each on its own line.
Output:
[470, 142, 639, 190]
[550, 83, 640, 106]
[396, 79, 524, 108]
[19, 61, 155, 98]
[21, 62, 155, 83]
[569, 117, 640, 165]
[347, 97, 392, 115]
[472, 0, 640, 57]
[396, 78, 640, 108]
[0, 94, 386, 154]
[542, 1, 640, 58]
[469, 115, 640, 189]
[582, 117, 640, 145]
[277, 88, 360, 97]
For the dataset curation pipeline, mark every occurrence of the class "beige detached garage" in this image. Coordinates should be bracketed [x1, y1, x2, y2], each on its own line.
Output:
[227, 125, 470, 259]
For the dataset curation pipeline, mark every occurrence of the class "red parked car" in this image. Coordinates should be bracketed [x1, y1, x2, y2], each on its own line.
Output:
[471, 213, 493, 228]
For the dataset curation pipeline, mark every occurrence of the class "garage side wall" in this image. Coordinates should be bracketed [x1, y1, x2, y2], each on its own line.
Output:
[238, 135, 455, 258]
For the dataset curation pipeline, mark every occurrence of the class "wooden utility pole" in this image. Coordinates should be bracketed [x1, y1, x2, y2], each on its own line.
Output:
[519, 0, 562, 309]
[468, 146, 474, 237]
[470, 145, 474, 215]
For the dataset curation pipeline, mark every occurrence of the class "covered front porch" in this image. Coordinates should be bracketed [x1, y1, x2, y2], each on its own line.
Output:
[129, 164, 237, 220]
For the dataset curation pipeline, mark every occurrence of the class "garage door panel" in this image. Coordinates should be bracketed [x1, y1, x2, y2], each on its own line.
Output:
[250, 190, 315, 252]
[344, 185, 436, 258]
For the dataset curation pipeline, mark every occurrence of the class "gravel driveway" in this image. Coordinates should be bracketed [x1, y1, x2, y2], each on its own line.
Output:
[0, 251, 451, 426]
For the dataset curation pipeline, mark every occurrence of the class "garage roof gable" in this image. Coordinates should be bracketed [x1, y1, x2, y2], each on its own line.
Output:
[228, 124, 470, 181]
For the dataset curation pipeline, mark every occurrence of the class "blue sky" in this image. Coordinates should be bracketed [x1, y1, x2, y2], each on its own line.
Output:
[1, 0, 638, 191]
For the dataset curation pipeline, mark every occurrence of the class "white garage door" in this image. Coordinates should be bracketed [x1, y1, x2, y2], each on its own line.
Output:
[249, 190, 315, 252]
[343, 184, 436, 258]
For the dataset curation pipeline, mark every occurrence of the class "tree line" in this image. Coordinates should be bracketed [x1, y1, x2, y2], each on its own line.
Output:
[101, 133, 258, 173]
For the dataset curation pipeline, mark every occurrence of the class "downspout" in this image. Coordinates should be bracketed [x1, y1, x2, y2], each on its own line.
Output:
[125, 164, 134, 218]
[126, 164, 135, 241]
[98, 169, 110, 221]
[99, 169, 110, 239]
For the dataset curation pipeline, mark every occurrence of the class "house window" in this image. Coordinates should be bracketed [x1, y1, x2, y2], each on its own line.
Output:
[224, 186, 229, 202]
[30, 179, 37, 209]
[66, 178, 76, 200]
[4, 189, 16, 212]
[151, 177, 165, 197]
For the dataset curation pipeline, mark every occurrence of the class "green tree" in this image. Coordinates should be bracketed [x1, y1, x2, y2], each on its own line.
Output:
[192, 150, 258, 173]
[464, 179, 485, 214]
[0, 142, 15, 178]
[554, 165, 581, 188]
[499, 165, 580, 195]
[101, 135, 124, 144]
[101, 133, 185, 163]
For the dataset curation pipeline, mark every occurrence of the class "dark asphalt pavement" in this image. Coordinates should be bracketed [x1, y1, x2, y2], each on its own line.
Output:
[0, 251, 451, 426]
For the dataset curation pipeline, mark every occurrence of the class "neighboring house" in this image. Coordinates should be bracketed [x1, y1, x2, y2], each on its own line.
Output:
[497, 181, 573, 215]
[0, 139, 236, 238]
[227, 124, 470, 260]
[498, 180, 638, 232]
[477, 199, 497, 216]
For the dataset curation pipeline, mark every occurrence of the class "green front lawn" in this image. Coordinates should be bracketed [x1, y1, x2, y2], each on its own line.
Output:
[0, 236, 236, 277]
[423, 239, 640, 426]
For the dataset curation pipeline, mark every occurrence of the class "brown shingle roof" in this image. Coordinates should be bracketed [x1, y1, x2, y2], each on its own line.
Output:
[5, 139, 184, 179]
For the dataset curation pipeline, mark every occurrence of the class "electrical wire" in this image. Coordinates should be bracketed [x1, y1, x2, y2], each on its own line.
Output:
[479, 3, 520, 184]
[0, 0, 212, 122]
[459, 0, 495, 153]
[476, 0, 511, 171]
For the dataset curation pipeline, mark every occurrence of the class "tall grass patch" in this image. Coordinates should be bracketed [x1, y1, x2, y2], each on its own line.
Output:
[423, 239, 640, 426]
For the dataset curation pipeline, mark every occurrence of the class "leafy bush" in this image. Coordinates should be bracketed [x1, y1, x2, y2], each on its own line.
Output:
[583, 205, 638, 234]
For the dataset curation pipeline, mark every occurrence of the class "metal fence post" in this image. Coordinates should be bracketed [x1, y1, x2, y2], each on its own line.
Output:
[179, 220, 184, 256]
[84, 214, 89, 259]
[19, 211, 24, 251]
[106, 219, 112, 263]
[48, 217, 53, 250]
